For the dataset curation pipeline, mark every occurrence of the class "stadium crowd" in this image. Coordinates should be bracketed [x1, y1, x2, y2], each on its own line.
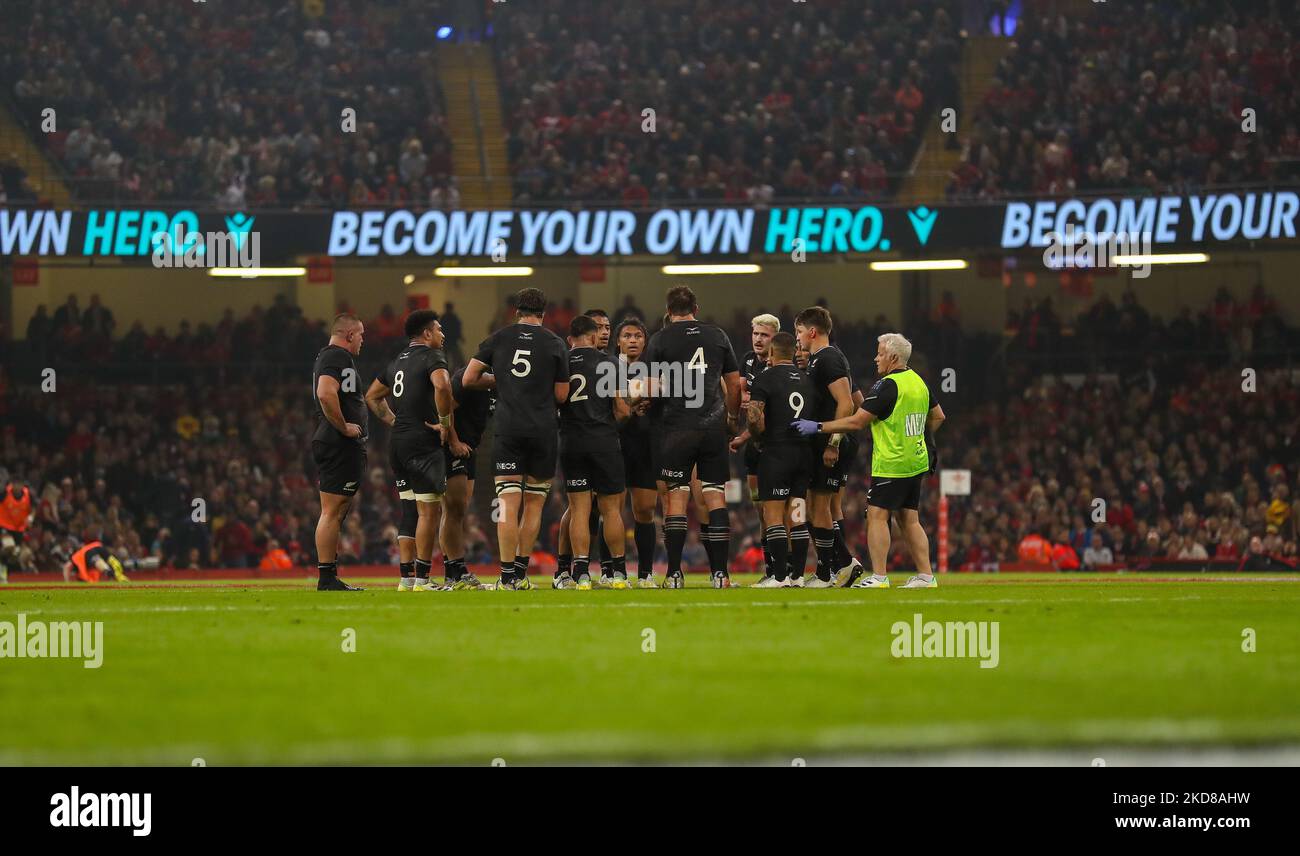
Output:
[950, 1, 1300, 198]
[494, 0, 962, 205]
[3, 286, 1297, 577]
[2, 0, 455, 208]
[7, 1, 1299, 208]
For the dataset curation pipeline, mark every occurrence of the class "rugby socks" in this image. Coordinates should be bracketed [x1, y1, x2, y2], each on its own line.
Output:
[705, 508, 730, 576]
[664, 516, 688, 578]
[811, 526, 836, 581]
[399, 561, 415, 579]
[444, 558, 465, 582]
[557, 553, 572, 580]
[414, 558, 432, 582]
[612, 555, 627, 579]
[514, 557, 529, 579]
[500, 560, 516, 583]
[317, 561, 337, 582]
[765, 525, 789, 581]
[573, 555, 590, 581]
[589, 506, 610, 577]
[761, 533, 772, 577]
[789, 524, 810, 580]
[832, 519, 854, 569]
[635, 522, 656, 577]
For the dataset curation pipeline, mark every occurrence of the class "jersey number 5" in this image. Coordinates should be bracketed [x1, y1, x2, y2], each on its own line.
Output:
[511, 349, 532, 377]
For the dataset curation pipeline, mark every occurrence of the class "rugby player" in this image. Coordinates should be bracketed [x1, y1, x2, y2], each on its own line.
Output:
[644, 286, 741, 588]
[364, 309, 452, 592]
[464, 288, 569, 590]
[730, 315, 779, 575]
[793, 306, 863, 587]
[439, 364, 493, 589]
[555, 315, 631, 589]
[311, 313, 368, 591]
[744, 332, 816, 587]
[614, 317, 660, 587]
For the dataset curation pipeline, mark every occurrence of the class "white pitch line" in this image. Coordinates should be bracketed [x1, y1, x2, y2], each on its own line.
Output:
[11, 593, 1275, 617]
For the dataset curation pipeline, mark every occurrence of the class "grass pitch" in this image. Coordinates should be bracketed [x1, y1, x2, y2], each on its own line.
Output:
[2, 573, 1299, 765]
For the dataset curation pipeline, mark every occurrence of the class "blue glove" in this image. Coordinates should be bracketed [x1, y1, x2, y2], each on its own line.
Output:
[792, 418, 821, 437]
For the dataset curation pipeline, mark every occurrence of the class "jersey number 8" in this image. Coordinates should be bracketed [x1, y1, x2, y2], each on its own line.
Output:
[392, 370, 405, 398]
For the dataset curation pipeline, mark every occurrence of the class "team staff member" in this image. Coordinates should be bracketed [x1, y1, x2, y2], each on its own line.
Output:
[440, 365, 493, 590]
[364, 310, 453, 592]
[744, 332, 816, 587]
[464, 287, 569, 590]
[311, 313, 368, 591]
[794, 332, 945, 589]
[63, 535, 129, 583]
[0, 482, 32, 582]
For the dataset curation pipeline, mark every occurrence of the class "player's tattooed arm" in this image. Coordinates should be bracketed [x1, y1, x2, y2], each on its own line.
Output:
[746, 400, 766, 437]
[364, 378, 396, 427]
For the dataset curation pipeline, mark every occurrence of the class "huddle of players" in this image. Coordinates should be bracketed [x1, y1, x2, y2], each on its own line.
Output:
[308, 285, 877, 591]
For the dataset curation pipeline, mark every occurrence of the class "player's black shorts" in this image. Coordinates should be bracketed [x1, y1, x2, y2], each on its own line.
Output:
[658, 428, 729, 489]
[742, 438, 761, 477]
[756, 442, 811, 502]
[445, 447, 477, 480]
[494, 432, 558, 481]
[390, 434, 446, 499]
[811, 433, 856, 492]
[621, 433, 657, 491]
[313, 439, 366, 496]
[866, 472, 924, 511]
[562, 436, 626, 495]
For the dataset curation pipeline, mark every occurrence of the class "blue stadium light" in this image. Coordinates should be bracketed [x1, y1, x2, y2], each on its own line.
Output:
[436, 26, 453, 40]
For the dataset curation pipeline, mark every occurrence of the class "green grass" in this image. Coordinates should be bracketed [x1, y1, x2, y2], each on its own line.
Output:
[2, 573, 1299, 765]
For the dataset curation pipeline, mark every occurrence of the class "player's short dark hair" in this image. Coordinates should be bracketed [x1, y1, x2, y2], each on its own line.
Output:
[795, 305, 833, 336]
[404, 309, 439, 339]
[570, 315, 598, 339]
[331, 313, 361, 335]
[615, 317, 648, 341]
[584, 308, 609, 321]
[770, 331, 797, 359]
[515, 287, 547, 317]
[665, 285, 697, 316]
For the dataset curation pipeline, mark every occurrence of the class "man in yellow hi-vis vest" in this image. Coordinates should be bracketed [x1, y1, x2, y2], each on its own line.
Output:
[793, 333, 945, 588]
